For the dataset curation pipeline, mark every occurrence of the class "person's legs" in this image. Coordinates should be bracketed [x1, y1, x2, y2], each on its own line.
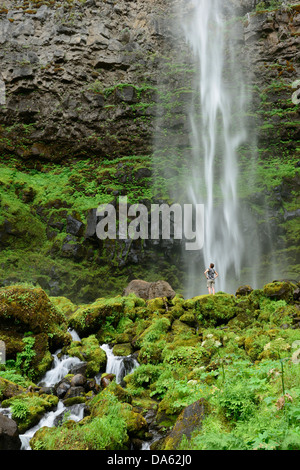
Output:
[207, 280, 213, 294]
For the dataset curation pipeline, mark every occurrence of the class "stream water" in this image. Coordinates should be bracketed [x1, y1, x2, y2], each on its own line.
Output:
[0, 330, 141, 450]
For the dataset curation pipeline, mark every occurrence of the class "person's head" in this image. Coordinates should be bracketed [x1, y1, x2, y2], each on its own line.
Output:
[210, 263, 214, 268]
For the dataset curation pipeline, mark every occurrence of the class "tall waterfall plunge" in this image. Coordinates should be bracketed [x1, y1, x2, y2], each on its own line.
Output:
[153, 0, 262, 296]
[182, 0, 247, 294]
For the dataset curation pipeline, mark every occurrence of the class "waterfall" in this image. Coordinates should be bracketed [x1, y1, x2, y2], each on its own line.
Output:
[20, 345, 85, 450]
[100, 344, 139, 385]
[152, 0, 262, 295]
[179, 0, 250, 295]
[38, 351, 82, 387]
[0, 333, 140, 450]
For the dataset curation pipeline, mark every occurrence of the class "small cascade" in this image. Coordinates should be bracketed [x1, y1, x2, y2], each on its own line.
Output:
[20, 339, 85, 450]
[20, 401, 65, 450]
[68, 328, 81, 342]
[0, 332, 141, 450]
[0, 406, 12, 419]
[38, 350, 82, 387]
[20, 402, 85, 450]
[100, 344, 139, 384]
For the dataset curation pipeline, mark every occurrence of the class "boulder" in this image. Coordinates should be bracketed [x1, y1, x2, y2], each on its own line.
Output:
[101, 373, 115, 389]
[123, 280, 176, 300]
[70, 374, 87, 387]
[0, 377, 26, 400]
[236, 285, 253, 296]
[163, 399, 210, 450]
[263, 281, 295, 302]
[0, 414, 21, 450]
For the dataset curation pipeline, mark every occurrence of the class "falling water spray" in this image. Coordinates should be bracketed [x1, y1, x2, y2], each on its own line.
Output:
[179, 0, 250, 294]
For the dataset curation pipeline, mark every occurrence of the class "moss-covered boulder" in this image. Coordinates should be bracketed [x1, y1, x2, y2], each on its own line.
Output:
[162, 399, 210, 450]
[236, 285, 253, 297]
[49, 296, 78, 319]
[68, 295, 143, 337]
[65, 335, 106, 377]
[0, 286, 69, 353]
[1, 392, 59, 433]
[0, 286, 70, 379]
[112, 343, 133, 357]
[263, 281, 295, 303]
[185, 294, 237, 326]
[227, 299, 258, 329]
[0, 377, 26, 401]
[121, 404, 148, 439]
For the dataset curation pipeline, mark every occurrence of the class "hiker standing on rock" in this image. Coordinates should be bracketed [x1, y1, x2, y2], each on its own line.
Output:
[204, 263, 218, 295]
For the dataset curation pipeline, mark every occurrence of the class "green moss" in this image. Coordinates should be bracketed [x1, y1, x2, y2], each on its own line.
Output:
[66, 334, 106, 377]
[263, 281, 295, 302]
[2, 392, 59, 433]
[30, 388, 130, 450]
[112, 343, 133, 356]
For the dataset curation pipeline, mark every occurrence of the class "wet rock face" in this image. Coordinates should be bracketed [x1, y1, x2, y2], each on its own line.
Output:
[0, 0, 167, 161]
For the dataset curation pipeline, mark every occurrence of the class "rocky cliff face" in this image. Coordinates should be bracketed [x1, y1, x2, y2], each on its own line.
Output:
[0, 0, 167, 160]
[0, 0, 299, 301]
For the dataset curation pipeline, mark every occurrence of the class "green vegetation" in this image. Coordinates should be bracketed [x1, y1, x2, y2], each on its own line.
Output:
[1, 282, 299, 450]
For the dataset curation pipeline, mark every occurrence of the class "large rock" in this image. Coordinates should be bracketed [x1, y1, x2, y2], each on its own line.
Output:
[0, 413, 22, 450]
[263, 281, 295, 303]
[0, 286, 70, 362]
[123, 280, 176, 300]
[163, 399, 210, 450]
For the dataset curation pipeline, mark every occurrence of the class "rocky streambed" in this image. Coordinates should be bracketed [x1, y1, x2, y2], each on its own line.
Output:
[0, 331, 162, 451]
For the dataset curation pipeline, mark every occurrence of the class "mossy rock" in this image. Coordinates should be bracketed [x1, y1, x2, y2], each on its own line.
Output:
[183, 294, 237, 326]
[162, 398, 210, 450]
[112, 343, 133, 357]
[63, 396, 86, 407]
[236, 285, 253, 297]
[66, 335, 106, 377]
[227, 299, 258, 329]
[0, 377, 26, 401]
[68, 296, 130, 336]
[0, 286, 69, 351]
[0, 330, 24, 358]
[49, 296, 78, 319]
[146, 297, 167, 313]
[242, 330, 272, 361]
[121, 403, 148, 439]
[114, 330, 134, 344]
[170, 319, 195, 336]
[170, 304, 185, 319]
[197, 294, 237, 325]
[263, 281, 295, 303]
[2, 392, 59, 433]
[179, 312, 196, 326]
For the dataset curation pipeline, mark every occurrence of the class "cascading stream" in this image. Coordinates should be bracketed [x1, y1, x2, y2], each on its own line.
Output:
[100, 343, 139, 385]
[0, 332, 140, 450]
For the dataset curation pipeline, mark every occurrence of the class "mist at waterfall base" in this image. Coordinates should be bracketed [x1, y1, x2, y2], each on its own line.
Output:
[153, 0, 278, 297]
